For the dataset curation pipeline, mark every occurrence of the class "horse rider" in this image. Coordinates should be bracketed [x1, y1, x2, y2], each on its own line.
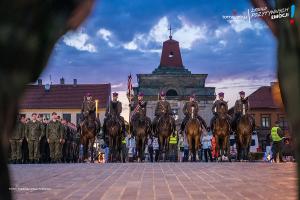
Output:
[231, 91, 255, 132]
[129, 92, 151, 133]
[80, 93, 101, 133]
[103, 92, 126, 140]
[210, 92, 231, 131]
[180, 94, 207, 133]
[152, 91, 175, 135]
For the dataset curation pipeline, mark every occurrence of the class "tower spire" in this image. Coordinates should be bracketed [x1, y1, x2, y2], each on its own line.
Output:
[168, 24, 172, 40]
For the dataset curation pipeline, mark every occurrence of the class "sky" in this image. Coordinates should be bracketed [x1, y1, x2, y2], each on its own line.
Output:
[40, 0, 278, 119]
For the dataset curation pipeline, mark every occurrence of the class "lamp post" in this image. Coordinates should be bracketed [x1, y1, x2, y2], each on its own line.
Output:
[95, 99, 99, 118]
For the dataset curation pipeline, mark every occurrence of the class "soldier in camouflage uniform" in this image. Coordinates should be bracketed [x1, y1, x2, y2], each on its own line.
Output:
[231, 91, 255, 132]
[9, 115, 25, 164]
[180, 94, 207, 133]
[46, 112, 64, 163]
[210, 92, 231, 131]
[152, 91, 175, 135]
[81, 93, 100, 133]
[103, 92, 126, 141]
[25, 113, 44, 163]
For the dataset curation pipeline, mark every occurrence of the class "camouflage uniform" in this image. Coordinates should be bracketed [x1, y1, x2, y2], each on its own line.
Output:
[46, 120, 64, 162]
[103, 100, 125, 140]
[25, 120, 44, 162]
[232, 98, 255, 131]
[81, 99, 100, 132]
[210, 100, 231, 130]
[180, 101, 207, 132]
[9, 120, 25, 162]
[152, 100, 174, 134]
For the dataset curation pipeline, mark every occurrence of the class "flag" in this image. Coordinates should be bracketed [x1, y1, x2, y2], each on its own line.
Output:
[127, 74, 134, 98]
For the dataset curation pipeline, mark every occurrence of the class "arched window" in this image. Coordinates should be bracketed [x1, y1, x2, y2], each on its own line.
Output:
[166, 89, 178, 96]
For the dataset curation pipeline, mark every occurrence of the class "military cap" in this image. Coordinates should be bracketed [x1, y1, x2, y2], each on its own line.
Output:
[138, 92, 144, 97]
[160, 91, 165, 97]
[112, 92, 118, 97]
[218, 92, 224, 97]
[239, 91, 245, 95]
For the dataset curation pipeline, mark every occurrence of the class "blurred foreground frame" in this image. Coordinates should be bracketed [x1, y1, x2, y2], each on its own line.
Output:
[0, 0, 299, 199]
[0, 0, 94, 199]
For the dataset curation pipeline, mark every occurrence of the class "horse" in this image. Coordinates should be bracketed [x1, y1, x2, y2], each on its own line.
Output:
[133, 115, 151, 162]
[212, 103, 231, 162]
[105, 114, 122, 162]
[185, 107, 203, 161]
[236, 104, 254, 161]
[80, 113, 98, 163]
[155, 113, 175, 161]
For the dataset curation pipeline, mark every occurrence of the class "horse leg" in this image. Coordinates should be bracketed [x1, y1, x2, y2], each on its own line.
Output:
[187, 135, 193, 162]
[158, 134, 163, 162]
[225, 135, 231, 162]
[90, 138, 95, 163]
[195, 134, 200, 161]
[108, 136, 113, 162]
[215, 135, 220, 162]
[246, 134, 252, 161]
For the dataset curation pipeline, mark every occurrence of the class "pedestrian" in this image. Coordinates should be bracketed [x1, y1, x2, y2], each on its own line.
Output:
[183, 135, 189, 162]
[9, 115, 25, 164]
[201, 128, 213, 162]
[147, 136, 154, 162]
[169, 131, 178, 162]
[152, 136, 159, 162]
[178, 133, 184, 162]
[46, 112, 64, 163]
[25, 113, 44, 164]
[126, 133, 136, 162]
[121, 135, 127, 163]
[264, 133, 272, 162]
[271, 121, 284, 163]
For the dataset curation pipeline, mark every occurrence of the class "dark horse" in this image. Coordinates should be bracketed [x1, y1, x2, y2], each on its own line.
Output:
[106, 115, 122, 162]
[236, 105, 254, 161]
[80, 114, 98, 163]
[155, 113, 175, 161]
[212, 103, 231, 161]
[185, 107, 203, 161]
[133, 116, 151, 162]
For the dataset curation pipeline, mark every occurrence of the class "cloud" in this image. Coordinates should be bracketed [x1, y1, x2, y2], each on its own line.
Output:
[97, 28, 115, 47]
[228, 18, 265, 34]
[63, 29, 97, 53]
[123, 15, 207, 52]
[206, 77, 275, 107]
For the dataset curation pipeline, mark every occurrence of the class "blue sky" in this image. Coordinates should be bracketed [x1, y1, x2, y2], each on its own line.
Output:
[41, 0, 277, 108]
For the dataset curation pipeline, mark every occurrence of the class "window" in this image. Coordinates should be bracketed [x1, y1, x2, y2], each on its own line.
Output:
[62, 113, 71, 122]
[278, 115, 289, 130]
[168, 51, 174, 58]
[261, 114, 271, 128]
[166, 89, 178, 96]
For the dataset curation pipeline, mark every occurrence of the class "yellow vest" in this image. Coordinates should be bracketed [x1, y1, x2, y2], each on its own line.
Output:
[271, 126, 283, 142]
[122, 138, 126, 144]
[169, 135, 177, 144]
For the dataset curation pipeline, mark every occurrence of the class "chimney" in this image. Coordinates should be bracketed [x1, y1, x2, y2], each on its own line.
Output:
[73, 79, 77, 87]
[60, 77, 65, 85]
[37, 79, 42, 86]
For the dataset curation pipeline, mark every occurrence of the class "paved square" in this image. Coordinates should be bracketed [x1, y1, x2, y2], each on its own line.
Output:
[9, 163, 297, 200]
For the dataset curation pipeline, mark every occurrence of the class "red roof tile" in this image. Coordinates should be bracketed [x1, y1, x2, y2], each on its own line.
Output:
[248, 86, 279, 109]
[19, 84, 111, 109]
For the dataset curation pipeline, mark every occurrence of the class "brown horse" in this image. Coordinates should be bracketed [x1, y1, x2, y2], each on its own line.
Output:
[106, 115, 122, 162]
[156, 113, 175, 161]
[185, 107, 203, 161]
[80, 114, 98, 163]
[212, 103, 231, 161]
[236, 105, 254, 161]
[133, 116, 151, 162]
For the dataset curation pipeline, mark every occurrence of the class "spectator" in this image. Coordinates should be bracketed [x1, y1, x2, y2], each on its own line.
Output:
[201, 128, 213, 162]
[148, 136, 154, 162]
[169, 131, 178, 162]
[152, 137, 159, 162]
[178, 134, 184, 162]
[126, 133, 136, 162]
[183, 134, 189, 162]
[271, 121, 284, 163]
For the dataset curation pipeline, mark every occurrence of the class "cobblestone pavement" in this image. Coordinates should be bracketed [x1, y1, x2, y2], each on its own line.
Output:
[9, 162, 297, 200]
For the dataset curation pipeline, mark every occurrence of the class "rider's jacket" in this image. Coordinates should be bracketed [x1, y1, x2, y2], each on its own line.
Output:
[81, 100, 96, 117]
[155, 100, 172, 117]
[234, 98, 249, 114]
[183, 101, 198, 117]
[212, 100, 228, 114]
[105, 100, 122, 117]
[130, 100, 147, 117]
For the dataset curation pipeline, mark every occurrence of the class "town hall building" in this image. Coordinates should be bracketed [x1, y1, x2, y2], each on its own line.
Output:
[133, 31, 216, 125]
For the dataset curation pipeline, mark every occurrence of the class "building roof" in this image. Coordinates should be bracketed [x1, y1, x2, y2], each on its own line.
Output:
[19, 83, 111, 109]
[248, 86, 279, 109]
[159, 38, 184, 69]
